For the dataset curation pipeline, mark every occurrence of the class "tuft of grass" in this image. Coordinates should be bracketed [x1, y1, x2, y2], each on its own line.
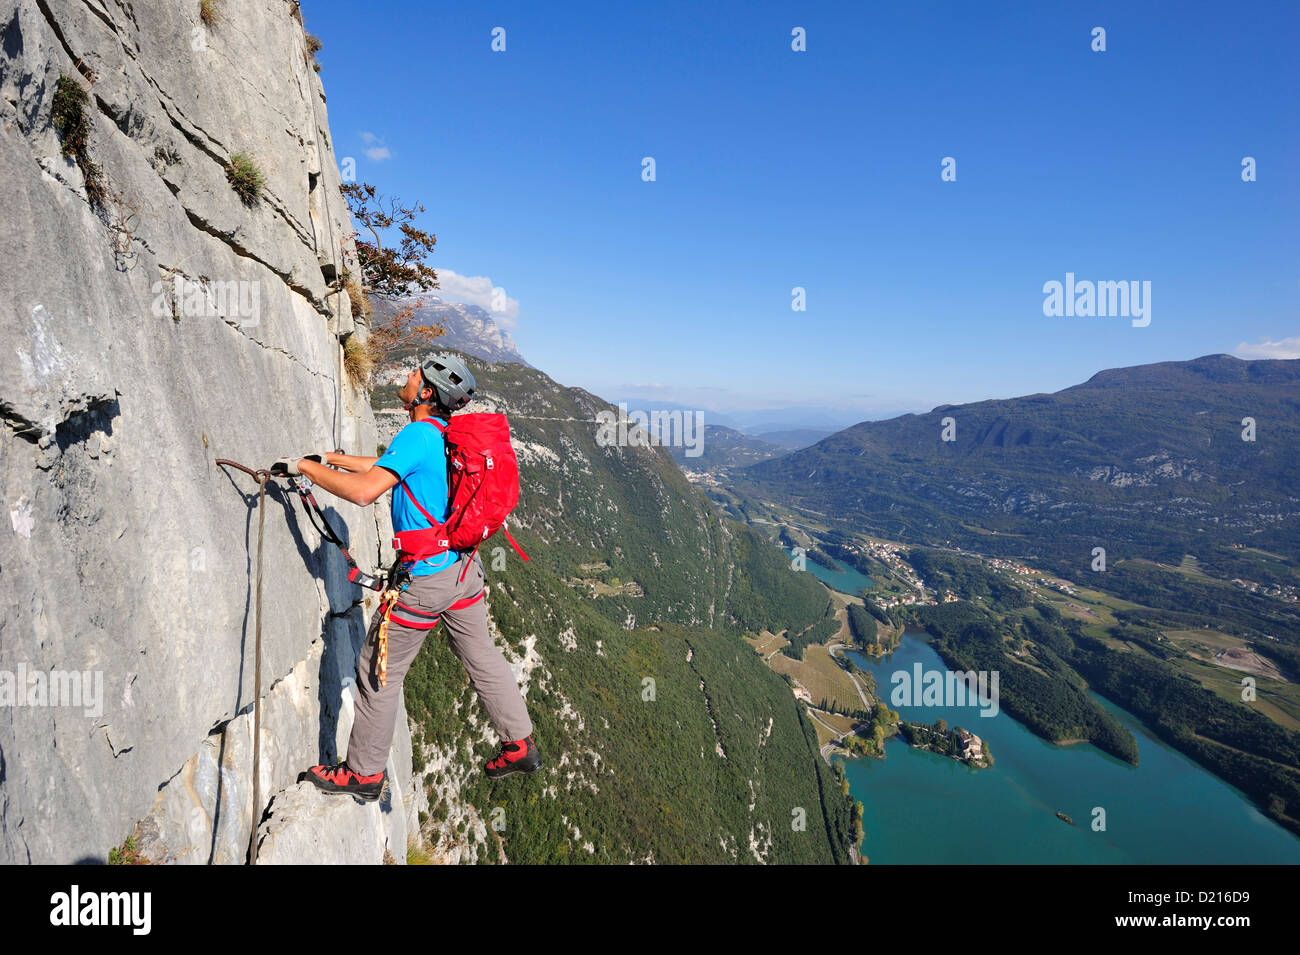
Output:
[407, 839, 433, 865]
[305, 33, 322, 72]
[51, 73, 106, 207]
[199, 0, 221, 27]
[343, 334, 376, 388]
[108, 833, 149, 865]
[342, 270, 372, 322]
[226, 150, 267, 205]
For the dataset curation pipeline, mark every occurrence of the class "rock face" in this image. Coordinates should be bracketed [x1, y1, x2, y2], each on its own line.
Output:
[0, 0, 420, 863]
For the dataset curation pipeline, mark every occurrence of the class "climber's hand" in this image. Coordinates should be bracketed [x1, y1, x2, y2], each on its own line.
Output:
[270, 452, 328, 477]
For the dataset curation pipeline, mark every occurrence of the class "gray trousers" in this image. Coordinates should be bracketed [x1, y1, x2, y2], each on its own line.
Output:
[346, 556, 534, 776]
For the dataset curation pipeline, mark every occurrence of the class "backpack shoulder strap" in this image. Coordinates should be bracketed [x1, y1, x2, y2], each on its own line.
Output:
[398, 479, 440, 527]
[398, 418, 448, 527]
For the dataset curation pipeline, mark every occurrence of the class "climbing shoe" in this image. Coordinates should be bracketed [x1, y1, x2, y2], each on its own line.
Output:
[302, 761, 386, 801]
[485, 735, 543, 779]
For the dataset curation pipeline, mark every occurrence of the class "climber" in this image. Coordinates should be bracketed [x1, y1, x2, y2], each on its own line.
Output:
[279, 354, 542, 802]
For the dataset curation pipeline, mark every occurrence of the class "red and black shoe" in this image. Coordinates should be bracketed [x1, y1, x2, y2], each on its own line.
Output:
[302, 761, 386, 801]
[485, 735, 543, 779]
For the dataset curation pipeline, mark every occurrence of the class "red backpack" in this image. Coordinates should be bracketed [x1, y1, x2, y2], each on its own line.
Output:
[391, 414, 530, 583]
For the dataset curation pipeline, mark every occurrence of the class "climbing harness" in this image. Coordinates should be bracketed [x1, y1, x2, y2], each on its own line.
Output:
[214, 458, 270, 866]
[372, 577, 485, 688]
[372, 560, 413, 689]
[287, 472, 385, 591]
[218, 457, 387, 859]
[375, 586, 399, 688]
[217, 449, 499, 708]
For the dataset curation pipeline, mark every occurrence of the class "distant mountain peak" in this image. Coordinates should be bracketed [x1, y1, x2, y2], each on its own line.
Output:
[1077, 353, 1295, 390]
[369, 293, 529, 367]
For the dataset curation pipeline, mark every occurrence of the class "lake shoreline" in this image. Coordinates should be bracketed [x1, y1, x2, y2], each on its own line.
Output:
[839, 631, 1300, 864]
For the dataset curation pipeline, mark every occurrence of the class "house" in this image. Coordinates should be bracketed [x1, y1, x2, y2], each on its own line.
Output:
[955, 728, 983, 760]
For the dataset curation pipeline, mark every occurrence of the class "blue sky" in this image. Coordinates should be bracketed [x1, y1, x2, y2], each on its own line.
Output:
[305, 0, 1299, 421]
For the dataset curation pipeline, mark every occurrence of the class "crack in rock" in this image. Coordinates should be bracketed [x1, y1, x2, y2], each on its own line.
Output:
[183, 206, 327, 314]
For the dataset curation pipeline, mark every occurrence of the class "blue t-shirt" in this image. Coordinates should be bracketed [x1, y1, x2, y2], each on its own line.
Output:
[377, 417, 461, 576]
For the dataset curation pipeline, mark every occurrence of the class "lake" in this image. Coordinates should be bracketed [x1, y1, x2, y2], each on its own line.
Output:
[784, 547, 873, 596]
[840, 633, 1300, 864]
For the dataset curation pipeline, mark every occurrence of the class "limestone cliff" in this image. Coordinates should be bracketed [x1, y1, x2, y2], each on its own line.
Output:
[0, 0, 421, 863]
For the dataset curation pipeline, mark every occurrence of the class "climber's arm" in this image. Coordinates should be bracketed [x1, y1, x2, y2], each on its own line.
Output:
[299, 456, 397, 508]
[327, 452, 381, 473]
[305, 423, 429, 508]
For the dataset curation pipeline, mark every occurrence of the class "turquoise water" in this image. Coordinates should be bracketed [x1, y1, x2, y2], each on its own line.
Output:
[840, 633, 1300, 864]
[783, 548, 873, 596]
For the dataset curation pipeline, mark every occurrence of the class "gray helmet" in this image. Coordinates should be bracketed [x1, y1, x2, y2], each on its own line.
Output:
[419, 353, 476, 411]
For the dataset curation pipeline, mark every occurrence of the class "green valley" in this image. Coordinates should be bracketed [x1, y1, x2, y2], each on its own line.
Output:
[720, 354, 1300, 839]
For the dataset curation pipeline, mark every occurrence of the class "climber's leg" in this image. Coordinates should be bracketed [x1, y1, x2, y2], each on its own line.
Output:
[440, 557, 534, 744]
[343, 578, 442, 777]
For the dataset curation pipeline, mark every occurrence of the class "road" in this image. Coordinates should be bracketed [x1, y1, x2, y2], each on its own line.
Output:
[826, 642, 873, 711]
[809, 707, 861, 765]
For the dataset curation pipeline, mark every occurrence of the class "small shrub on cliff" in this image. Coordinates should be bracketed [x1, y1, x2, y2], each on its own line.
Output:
[108, 833, 149, 865]
[306, 33, 322, 71]
[199, 0, 222, 27]
[51, 75, 90, 154]
[51, 73, 106, 207]
[226, 150, 267, 205]
[340, 181, 446, 376]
